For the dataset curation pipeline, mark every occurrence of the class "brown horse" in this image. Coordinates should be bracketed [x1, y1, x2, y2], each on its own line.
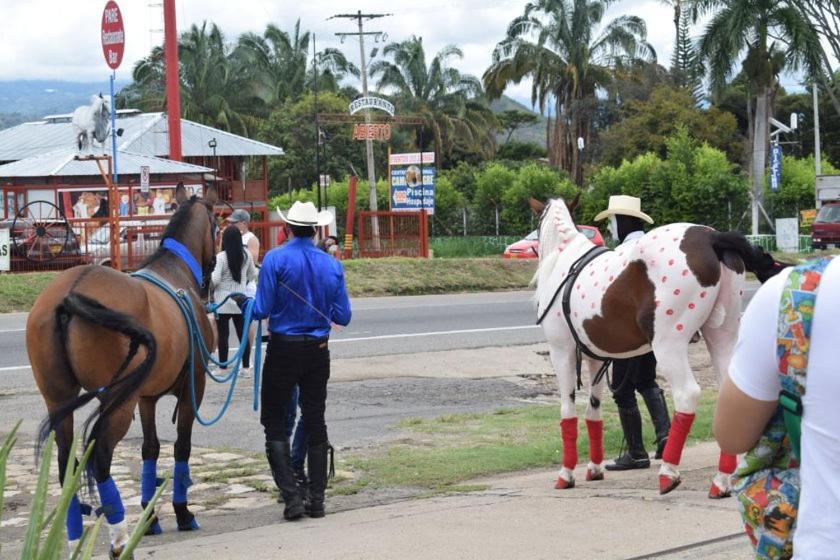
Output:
[27, 184, 218, 558]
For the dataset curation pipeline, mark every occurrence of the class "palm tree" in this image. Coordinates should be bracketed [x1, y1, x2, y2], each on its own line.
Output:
[234, 20, 358, 110]
[369, 36, 497, 162]
[127, 22, 252, 134]
[698, 0, 823, 234]
[484, 0, 655, 185]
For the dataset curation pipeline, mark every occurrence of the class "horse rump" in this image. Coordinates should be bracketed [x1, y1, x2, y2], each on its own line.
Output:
[37, 291, 157, 488]
[710, 231, 790, 284]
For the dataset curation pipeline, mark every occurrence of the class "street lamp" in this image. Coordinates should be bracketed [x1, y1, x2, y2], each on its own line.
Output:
[208, 137, 218, 193]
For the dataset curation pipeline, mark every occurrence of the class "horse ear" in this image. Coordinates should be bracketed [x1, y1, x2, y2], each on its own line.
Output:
[175, 182, 188, 204]
[529, 197, 546, 215]
[204, 184, 218, 206]
[566, 192, 581, 215]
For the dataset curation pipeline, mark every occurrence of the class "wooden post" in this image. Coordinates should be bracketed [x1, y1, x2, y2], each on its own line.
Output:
[344, 176, 357, 259]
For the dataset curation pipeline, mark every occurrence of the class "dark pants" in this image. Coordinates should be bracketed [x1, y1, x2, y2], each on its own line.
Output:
[261, 337, 329, 446]
[216, 313, 251, 368]
[612, 352, 658, 409]
[286, 385, 308, 470]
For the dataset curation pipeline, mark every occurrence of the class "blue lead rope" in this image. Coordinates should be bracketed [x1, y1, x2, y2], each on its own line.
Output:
[131, 270, 262, 426]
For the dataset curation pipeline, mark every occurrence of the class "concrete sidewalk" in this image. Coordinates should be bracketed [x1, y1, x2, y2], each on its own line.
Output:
[133, 442, 752, 560]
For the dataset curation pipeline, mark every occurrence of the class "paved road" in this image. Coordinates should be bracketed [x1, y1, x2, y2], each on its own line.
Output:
[0, 284, 761, 371]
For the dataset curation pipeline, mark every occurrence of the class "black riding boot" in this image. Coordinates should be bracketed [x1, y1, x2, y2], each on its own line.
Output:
[306, 442, 331, 518]
[265, 440, 305, 520]
[605, 406, 651, 471]
[640, 387, 671, 460]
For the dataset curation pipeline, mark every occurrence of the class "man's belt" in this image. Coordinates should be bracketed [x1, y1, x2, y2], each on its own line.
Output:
[270, 333, 329, 343]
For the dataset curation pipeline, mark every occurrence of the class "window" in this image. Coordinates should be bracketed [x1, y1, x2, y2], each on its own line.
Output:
[815, 204, 840, 224]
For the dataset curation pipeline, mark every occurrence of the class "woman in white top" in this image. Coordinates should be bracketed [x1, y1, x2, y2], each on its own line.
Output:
[211, 226, 258, 375]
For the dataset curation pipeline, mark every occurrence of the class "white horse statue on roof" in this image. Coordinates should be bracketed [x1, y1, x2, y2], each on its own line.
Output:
[72, 94, 111, 152]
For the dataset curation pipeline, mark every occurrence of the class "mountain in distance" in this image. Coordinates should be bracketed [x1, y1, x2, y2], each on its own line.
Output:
[489, 95, 547, 147]
[0, 80, 130, 129]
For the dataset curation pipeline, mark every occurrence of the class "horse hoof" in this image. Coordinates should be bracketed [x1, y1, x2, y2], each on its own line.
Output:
[110, 549, 133, 560]
[178, 517, 200, 531]
[145, 519, 163, 535]
[659, 474, 681, 495]
[708, 482, 732, 500]
[554, 476, 575, 490]
[586, 468, 604, 482]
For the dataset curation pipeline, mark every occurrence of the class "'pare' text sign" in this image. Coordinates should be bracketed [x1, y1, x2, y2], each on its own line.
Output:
[101, 1, 125, 70]
[0, 229, 10, 271]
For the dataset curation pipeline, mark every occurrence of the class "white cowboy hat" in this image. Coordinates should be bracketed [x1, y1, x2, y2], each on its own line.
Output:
[594, 195, 653, 224]
[277, 201, 333, 227]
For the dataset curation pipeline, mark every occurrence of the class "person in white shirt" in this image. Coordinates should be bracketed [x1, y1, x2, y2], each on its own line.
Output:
[211, 225, 258, 376]
[595, 196, 671, 471]
[715, 257, 840, 559]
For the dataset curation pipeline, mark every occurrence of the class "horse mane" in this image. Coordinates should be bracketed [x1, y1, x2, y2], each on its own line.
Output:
[139, 196, 205, 269]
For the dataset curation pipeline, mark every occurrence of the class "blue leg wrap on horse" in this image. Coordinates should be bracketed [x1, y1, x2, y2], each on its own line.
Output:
[67, 495, 83, 541]
[96, 478, 125, 524]
[141, 460, 158, 503]
[173, 461, 192, 504]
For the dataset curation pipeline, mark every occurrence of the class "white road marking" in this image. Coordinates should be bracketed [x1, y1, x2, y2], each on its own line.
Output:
[330, 325, 540, 343]
[0, 365, 30, 372]
[0, 328, 26, 334]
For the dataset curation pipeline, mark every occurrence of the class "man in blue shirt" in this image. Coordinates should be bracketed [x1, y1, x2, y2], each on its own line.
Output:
[251, 201, 351, 521]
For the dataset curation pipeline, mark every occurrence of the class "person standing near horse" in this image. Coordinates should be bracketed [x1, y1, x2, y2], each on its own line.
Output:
[248, 201, 351, 520]
[211, 226, 258, 376]
[594, 196, 671, 471]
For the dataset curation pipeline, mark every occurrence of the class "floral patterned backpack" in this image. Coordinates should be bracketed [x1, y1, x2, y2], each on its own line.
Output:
[732, 258, 832, 560]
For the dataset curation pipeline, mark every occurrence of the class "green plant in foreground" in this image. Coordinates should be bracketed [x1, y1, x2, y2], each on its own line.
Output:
[0, 422, 167, 559]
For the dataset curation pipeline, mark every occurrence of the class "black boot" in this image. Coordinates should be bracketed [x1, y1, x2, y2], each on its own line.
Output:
[265, 440, 305, 520]
[640, 387, 671, 460]
[306, 442, 332, 518]
[605, 406, 651, 471]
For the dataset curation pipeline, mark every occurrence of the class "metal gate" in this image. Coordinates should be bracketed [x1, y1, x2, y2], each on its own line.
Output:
[357, 211, 429, 258]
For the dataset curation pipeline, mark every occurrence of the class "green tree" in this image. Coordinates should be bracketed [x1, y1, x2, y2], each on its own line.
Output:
[670, 6, 703, 100]
[370, 36, 498, 165]
[502, 163, 577, 234]
[432, 176, 467, 236]
[497, 110, 540, 143]
[474, 164, 517, 235]
[765, 155, 839, 218]
[259, 92, 388, 196]
[497, 141, 548, 161]
[484, 0, 656, 185]
[698, 0, 823, 234]
[234, 20, 359, 111]
[598, 86, 742, 165]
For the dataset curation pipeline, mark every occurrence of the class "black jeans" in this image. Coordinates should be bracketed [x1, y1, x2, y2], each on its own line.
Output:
[260, 337, 330, 445]
[216, 313, 251, 368]
[611, 352, 658, 409]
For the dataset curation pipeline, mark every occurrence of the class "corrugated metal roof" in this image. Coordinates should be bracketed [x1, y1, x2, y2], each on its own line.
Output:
[0, 112, 283, 162]
[0, 147, 213, 177]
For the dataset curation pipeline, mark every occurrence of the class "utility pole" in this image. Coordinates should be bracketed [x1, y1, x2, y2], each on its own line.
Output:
[813, 82, 822, 177]
[314, 34, 322, 211]
[331, 11, 391, 219]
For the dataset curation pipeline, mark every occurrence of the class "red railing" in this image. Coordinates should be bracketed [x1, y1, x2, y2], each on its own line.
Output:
[357, 211, 429, 258]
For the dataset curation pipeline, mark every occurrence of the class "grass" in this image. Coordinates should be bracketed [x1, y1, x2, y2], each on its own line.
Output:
[0, 273, 57, 313]
[330, 390, 717, 495]
[430, 236, 519, 258]
[342, 257, 536, 297]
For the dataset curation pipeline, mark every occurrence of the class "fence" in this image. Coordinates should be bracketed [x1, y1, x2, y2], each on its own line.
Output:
[746, 235, 813, 254]
[357, 211, 429, 258]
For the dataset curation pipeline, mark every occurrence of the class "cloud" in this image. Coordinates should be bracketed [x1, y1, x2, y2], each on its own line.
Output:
[0, 0, 679, 103]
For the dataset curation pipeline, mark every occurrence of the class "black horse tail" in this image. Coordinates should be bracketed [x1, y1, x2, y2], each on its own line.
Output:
[37, 292, 157, 490]
[711, 231, 792, 284]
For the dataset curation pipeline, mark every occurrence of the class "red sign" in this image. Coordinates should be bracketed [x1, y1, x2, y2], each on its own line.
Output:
[352, 123, 391, 141]
[101, 1, 125, 70]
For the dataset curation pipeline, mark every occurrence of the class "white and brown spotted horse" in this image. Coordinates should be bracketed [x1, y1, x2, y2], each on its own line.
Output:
[531, 198, 783, 496]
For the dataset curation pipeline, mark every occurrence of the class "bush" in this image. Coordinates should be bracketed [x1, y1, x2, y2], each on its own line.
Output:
[496, 141, 547, 161]
[501, 163, 577, 234]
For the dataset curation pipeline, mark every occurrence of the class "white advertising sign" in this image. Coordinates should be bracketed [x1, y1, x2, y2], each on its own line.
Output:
[349, 96, 395, 116]
[776, 218, 799, 253]
[388, 152, 435, 166]
[0, 229, 9, 271]
[140, 165, 150, 193]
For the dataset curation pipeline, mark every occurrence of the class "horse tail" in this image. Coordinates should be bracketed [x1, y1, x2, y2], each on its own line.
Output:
[37, 292, 157, 489]
[710, 231, 791, 284]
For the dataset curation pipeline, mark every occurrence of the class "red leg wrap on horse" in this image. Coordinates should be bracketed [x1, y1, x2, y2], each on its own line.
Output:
[585, 419, 604, 465]
[718, 452, 737, 474]
[560, 418, 578, 470]
[662, 412, 695, 465]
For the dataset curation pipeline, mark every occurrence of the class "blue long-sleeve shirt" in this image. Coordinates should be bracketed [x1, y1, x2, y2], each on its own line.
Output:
[253, 237, 351, 337]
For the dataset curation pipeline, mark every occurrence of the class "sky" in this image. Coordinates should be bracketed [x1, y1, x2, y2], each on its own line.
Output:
[0, 0, 808, 106]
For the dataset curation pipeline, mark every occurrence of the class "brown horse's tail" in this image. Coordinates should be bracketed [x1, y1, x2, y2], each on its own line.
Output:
[38, 292, 157, 488]
[710, 231, 792, 284]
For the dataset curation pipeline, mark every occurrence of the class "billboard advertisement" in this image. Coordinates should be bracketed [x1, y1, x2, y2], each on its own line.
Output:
[390, 152, 435, 215]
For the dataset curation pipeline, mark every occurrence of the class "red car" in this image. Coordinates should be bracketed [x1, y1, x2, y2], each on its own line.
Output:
[811, 202, 840, 250]
[503, 226, 605, 258]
